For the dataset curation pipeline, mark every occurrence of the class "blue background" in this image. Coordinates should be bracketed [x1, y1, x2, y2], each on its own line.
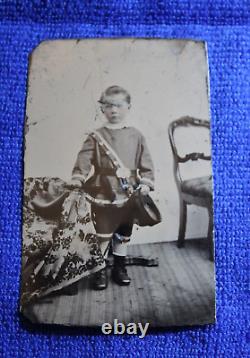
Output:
[0, 1, 249, 357]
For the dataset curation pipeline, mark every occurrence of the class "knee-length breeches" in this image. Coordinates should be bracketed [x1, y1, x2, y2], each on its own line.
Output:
[91, 201, 134, 241]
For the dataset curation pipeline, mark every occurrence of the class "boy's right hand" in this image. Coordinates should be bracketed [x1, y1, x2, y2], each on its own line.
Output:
[65, 179, 83, 189]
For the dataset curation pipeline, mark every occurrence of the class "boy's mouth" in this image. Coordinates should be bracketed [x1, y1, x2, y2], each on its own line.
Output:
[110, 116, 122, 122]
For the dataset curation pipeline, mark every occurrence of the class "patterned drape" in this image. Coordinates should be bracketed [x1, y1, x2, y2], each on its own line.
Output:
[21, 177, 105, 308]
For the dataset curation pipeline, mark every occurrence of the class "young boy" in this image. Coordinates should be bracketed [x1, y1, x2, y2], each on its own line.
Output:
[67, 85, 155, 289]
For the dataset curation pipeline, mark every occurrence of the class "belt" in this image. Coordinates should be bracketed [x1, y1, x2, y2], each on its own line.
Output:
[95, 168, 137, 176]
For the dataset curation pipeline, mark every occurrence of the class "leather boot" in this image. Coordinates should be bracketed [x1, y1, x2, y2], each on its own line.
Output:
[112, 255, 131, 286]
[92, 268, 108, 290]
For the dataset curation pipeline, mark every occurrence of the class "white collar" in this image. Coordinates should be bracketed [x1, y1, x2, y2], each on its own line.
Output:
[103, 120, 129, 130]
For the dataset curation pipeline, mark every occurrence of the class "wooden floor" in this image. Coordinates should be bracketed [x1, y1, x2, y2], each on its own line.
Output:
[23, 239, 215, 327]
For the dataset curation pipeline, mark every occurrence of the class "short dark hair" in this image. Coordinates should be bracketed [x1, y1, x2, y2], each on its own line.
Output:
[99, 85, 131, 104]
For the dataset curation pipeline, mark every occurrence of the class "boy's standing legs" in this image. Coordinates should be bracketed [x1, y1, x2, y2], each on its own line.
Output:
[91, 203, 132, 289]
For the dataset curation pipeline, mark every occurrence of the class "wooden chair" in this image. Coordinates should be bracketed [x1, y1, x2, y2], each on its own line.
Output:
[168, 116, 214, 261]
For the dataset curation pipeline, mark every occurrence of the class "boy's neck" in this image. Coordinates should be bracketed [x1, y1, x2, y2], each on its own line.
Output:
[103, 120, 129, 129]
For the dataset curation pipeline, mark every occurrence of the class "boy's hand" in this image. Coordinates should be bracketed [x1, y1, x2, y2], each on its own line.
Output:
[138, 184, 150, 196]
[65, 179, 82, 189]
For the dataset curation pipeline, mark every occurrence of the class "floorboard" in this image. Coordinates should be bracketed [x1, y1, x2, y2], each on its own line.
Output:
[23, 239, 215, 327]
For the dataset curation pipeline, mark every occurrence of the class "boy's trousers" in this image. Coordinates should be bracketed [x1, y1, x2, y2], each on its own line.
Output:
[91, 201, 134, 258]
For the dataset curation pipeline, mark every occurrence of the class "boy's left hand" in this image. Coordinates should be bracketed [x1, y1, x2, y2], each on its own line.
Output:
[138, 184, 150, 195]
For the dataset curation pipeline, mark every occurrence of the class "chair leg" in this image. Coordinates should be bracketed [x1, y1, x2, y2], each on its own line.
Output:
[208, 207, 214, 261]
[177, 200, 187, 248]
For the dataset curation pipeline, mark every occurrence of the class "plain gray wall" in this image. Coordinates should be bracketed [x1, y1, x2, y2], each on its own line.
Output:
[24, 39, 212, 244]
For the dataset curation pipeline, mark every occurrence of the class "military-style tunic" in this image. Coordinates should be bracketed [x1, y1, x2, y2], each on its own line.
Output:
[72, 125, 154, 206]
[71, 124, 155, 239]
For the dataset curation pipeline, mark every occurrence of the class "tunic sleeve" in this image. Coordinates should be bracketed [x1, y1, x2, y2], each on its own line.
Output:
[138, 134, 155, 190]
[71, 135, 95, 183]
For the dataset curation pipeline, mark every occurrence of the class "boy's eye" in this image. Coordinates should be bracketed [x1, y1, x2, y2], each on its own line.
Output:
[103, 103, 123, 109]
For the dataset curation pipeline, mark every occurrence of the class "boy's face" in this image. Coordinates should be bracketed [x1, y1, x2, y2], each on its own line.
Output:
[101, 93, 130, 124]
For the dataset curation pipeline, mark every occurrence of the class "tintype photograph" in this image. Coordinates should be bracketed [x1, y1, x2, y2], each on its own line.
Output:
[21, 39, 215, 328]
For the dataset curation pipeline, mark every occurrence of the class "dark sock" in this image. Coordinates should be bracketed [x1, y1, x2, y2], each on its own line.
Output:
[113, 255, 126, 267]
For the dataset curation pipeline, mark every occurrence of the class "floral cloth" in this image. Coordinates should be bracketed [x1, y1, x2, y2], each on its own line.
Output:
[21, 177, 105, 308]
